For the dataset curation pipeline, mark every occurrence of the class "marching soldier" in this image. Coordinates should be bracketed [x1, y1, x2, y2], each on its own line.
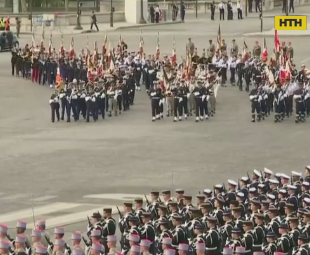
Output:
[252, 213, 266, 252]
[35, 220, 50, 248]
[140, 212, 155, 254]
[31, 230, 43, 255]
[241, 221, 254, 255]
[277, 223, 292, 254]
[49, 91, 60, 122]
[14, 234, 27, 255]
[71, 232, 84, 252]
[87, 213, 103, 237]
[205, 217, 221, 255]
[106, 235, 117, 255]
[228, 228, 243, 251]
[252, 41, 261, 59]
[263, 232, 277, 255]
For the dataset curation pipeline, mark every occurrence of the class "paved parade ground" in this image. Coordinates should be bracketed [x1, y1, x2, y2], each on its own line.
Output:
[0, 7, 310, 241]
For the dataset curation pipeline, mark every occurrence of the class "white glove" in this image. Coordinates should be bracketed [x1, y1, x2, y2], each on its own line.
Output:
[49, 99, 53, 104]
[179, 97, 183, 102]
[187, 93, 191, 98]
[202, 95, 206, 101]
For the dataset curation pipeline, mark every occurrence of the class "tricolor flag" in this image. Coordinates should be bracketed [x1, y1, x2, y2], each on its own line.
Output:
[216, 24, 222, 51]
[155, 32, 160, 60]
[59, 33, 64, 55]
[242, 40, 249, 62]
[102, 35, 108, 55]
[139, 30, 144, 56]
[171, 36, 176, 65]
[69, 37, 74, 59]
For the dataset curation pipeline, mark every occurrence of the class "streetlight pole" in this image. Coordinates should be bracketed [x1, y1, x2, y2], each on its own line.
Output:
[30, 0, 33, 32]
[286, 0, 289, 15]
[260, 0, 263, 32]
[74, 0, 83, 30]
[110, 0, 114, 27]
[138, 0, 147, 24]
[195, 0, 198, 18]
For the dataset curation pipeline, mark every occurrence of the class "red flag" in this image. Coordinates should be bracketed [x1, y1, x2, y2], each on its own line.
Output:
[275, 30, 281, 52]
[242, 40, 249, 62]
[261, 38, 268, 62]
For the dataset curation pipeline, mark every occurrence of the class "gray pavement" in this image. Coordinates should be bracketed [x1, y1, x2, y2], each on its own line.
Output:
[0, 10, 310, 245]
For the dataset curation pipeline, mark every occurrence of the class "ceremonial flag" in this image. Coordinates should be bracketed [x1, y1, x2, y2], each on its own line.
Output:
[59, 33, 64, 55]
[155, 32, 160, 60]
[242, 40, 249, 62]
[216, 24, 222, 51]
[285, 59, 291, 79]
[185, 51, 192, 80]
[171, 36, 176, 65]
[261, 38, 268, 62]
[275, 30, 280, 52]
[69, 37, 74, 59]
[139, 30, 144, 56]
[102, 35, 108, 55]
[48, 37, 52, 56]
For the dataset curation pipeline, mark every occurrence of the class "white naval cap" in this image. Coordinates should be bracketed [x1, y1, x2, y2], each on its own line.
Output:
[54, 227, 65, 234]
[140, 239, 151, 248]
[304, 197, 310, 204]
[279, 189, 287, 194]
[130, 245, 140, 253]
[0, 240, 10, 249]
[54, 239, 65, 247]
[162, 237, 172, 245]
[258, 184, 265, 189]
[292, 171, 302, 177]
[91, 242, 104, 252]
[275, 173, 282, 178]
[253, 169, 262, 177]
[269, 179, 279, 184]
[73, 79, 77, 84]
[203, 189, 212, 194]
[71, 231, 82, 240]
[306, 166, 310, 170]
[178, 243, 189, 251]
[196, 242, 206, 251]
[228, 180, 238, 186]
[31, 230, 41, 237]
[264, 168, 273, 175]
[240, 176, 249, 182]
[15, 234, 26, 243]
[237, 192, 244, 198]
[267, 194, 276, 200]
[253, 252, 264, 255]
[281, 174, 290, 179]
[0, 224, 8, 233]
[166, 249, 176, 255]
[249, 187, 257, 193]
[214, 184, 223, 189]
[303, 181, 310, 187]
[287, 185, 297, 190]
[72, 248, 83, 255]
[129, 234, 140, 242]
[107, 235, 117, 242]
[36, 245, 47, 254]
[16, 220, 27, 229]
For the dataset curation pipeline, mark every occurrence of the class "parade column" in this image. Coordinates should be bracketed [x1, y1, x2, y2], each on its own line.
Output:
[125, 0, 148, 24]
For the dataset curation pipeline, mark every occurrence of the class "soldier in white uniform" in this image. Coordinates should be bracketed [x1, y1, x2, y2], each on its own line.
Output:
[178, 243, 189, 255]
[31, 230, 43, 255]
[0, 240, 11, 255]
[71, 232, 83, 251]
[14, 234, 27, 254]
[52, 239, 65, 255]
[35, 220, 50, 247]
[0, 224, 9, 242]
[106, 235, 117, 255]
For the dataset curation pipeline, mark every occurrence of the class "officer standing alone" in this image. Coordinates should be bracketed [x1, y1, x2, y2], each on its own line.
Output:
[219, 1, 225, 20]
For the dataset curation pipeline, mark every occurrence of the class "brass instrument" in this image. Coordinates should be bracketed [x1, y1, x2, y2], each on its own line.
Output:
[85, 81, 95, 93]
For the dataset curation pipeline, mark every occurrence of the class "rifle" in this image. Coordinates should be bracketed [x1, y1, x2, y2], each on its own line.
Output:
[65, 243, 72, 255]
[290, 173, 293, 185]
[247, 172, 250, 182]
[223, 183, 227, 193]
[237, 178, 241, 191]
[87, 216, 93, 227]
[6, 233, 13, 242]
[260, 170, 264, 181]
[116, 206, 123, 218]
[82, 236, 91, 247]
[45, 235, 53, 249]
[144, 195, 150, 206]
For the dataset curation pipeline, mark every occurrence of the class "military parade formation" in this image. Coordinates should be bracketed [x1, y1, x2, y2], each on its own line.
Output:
[3, 167, 310, 255]
[10, 26, 310, 124]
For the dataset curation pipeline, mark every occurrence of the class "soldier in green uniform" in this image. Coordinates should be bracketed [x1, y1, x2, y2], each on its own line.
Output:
[252, 41, 262, 59]
[198, 49, 208, 65]
[287, 41, 294, 60]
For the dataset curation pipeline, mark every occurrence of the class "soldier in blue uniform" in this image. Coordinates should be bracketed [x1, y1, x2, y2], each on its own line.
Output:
[49, 91, 60, 122]
[249, 84, 261, 122]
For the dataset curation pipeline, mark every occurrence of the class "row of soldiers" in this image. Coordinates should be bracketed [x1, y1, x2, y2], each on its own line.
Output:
[3, 166, 310, 255]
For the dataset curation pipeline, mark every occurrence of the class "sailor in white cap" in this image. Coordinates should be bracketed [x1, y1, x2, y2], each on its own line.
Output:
[227, 180, 238, 204]
[281, 174, 290, 188]
[14, 234, 26, 254]
[36, 245, 48, 255]
[177, 243, 188, 255]
[35, 220, 50, 247]
[31, 230, 43, 255]
[91, 242, 104, 255]
[106, 235, 117, 255]
[305, 166, 310, 183]
[139, 239, 151, 255]
[250, 170, 262, 189]
[0, 224, 8, 242]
